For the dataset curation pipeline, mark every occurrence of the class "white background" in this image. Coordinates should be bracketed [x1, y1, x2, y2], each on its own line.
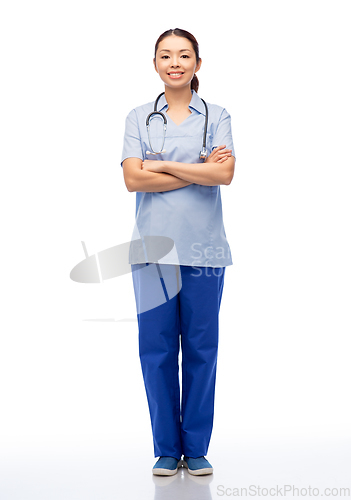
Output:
[1, 0, 350, 497]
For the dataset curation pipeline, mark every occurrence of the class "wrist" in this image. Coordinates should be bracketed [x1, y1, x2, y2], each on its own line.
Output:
[162, 160, 172, 173]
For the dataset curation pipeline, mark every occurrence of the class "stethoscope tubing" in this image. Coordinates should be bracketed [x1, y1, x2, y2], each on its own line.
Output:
[146, 92, 208, 159]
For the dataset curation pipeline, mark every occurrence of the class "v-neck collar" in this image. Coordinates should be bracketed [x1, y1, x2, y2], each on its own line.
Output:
[165, 111, 192, 127]
[156, 89, 207, 116]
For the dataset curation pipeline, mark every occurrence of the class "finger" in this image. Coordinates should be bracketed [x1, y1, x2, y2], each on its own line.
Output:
[218, 149, 231, 154]
[212, 145, 226, 152]
[212, 149, 230, 158]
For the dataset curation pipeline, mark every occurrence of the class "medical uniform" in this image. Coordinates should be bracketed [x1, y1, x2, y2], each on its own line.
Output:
[121, 89, 235, 460]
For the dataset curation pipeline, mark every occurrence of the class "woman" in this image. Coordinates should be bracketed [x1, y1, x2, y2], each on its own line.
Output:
[120, 28, 236, 476]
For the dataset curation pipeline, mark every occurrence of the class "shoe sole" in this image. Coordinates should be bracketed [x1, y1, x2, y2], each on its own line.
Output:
[182, 461, 213, 475]
[152, 460, 183, 476]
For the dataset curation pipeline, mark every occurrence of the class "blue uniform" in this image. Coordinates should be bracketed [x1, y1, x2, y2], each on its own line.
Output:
[121, 90, 235, 459]
[121, 89, 235, 267]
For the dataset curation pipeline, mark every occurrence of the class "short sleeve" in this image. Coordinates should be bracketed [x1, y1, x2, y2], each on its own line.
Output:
[212, 108, 236, 159]
[120, 109, 143, 167]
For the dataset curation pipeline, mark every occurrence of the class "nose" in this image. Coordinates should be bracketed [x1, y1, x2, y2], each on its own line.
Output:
[170, 56, 180, 68]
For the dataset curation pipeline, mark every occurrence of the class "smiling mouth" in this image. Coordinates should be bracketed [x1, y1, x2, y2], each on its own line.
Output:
[168, 72, 184, 76]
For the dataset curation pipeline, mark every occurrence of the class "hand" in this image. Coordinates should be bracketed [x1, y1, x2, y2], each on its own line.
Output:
[141, 159, 163, 173]
[205, 145, 232, 163]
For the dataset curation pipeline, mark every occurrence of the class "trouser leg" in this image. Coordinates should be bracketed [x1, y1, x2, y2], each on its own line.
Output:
[131, 263, 182, 460]
[179, 265, 225, 458]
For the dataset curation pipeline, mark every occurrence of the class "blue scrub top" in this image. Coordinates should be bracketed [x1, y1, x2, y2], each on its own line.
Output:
[121, 89, 236, 268]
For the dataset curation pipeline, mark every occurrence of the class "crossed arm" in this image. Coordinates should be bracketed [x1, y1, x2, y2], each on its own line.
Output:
[122, 146, 235, 193]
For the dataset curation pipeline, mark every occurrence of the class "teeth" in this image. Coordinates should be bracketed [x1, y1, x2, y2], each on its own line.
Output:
[169, 73, 183, 76]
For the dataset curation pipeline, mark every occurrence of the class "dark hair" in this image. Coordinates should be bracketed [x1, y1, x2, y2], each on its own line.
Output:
[154, 28, 200, 93]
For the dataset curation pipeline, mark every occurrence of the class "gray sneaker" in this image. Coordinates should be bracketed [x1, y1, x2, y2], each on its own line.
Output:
[183, 456, 213, 475]
[152, 456, 183, 476]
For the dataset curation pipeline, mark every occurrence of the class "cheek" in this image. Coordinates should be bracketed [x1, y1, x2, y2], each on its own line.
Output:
[186, 61, 197, 73]
[156, 60, 168, 70]
[158, 66, 169, 76]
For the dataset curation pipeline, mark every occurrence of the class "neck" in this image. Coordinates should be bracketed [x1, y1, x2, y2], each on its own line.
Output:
[164, 85, 193, 110]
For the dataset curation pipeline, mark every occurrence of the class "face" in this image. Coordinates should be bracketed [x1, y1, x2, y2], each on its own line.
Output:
[154, 35, 201, 89]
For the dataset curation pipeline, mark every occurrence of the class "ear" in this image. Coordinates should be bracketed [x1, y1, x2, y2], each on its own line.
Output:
[195, 57, 202, 73]
[153, 58, 158, 73]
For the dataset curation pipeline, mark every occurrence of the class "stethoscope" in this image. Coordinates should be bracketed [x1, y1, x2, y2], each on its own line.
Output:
[145, 92, 209, 160]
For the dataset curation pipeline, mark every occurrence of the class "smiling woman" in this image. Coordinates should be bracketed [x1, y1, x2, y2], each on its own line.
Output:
[120, 27, 237, 477]
[154, 29, 201, 93]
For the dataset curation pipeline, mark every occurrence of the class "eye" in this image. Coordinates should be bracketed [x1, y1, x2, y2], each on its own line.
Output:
[160, 54, 190, 59]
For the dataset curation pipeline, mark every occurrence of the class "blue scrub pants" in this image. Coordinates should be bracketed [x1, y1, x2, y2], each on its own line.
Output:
[131, 263, 225, 461]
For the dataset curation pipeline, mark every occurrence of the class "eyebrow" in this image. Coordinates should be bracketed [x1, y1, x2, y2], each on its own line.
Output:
[159, 49, 192, 53]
